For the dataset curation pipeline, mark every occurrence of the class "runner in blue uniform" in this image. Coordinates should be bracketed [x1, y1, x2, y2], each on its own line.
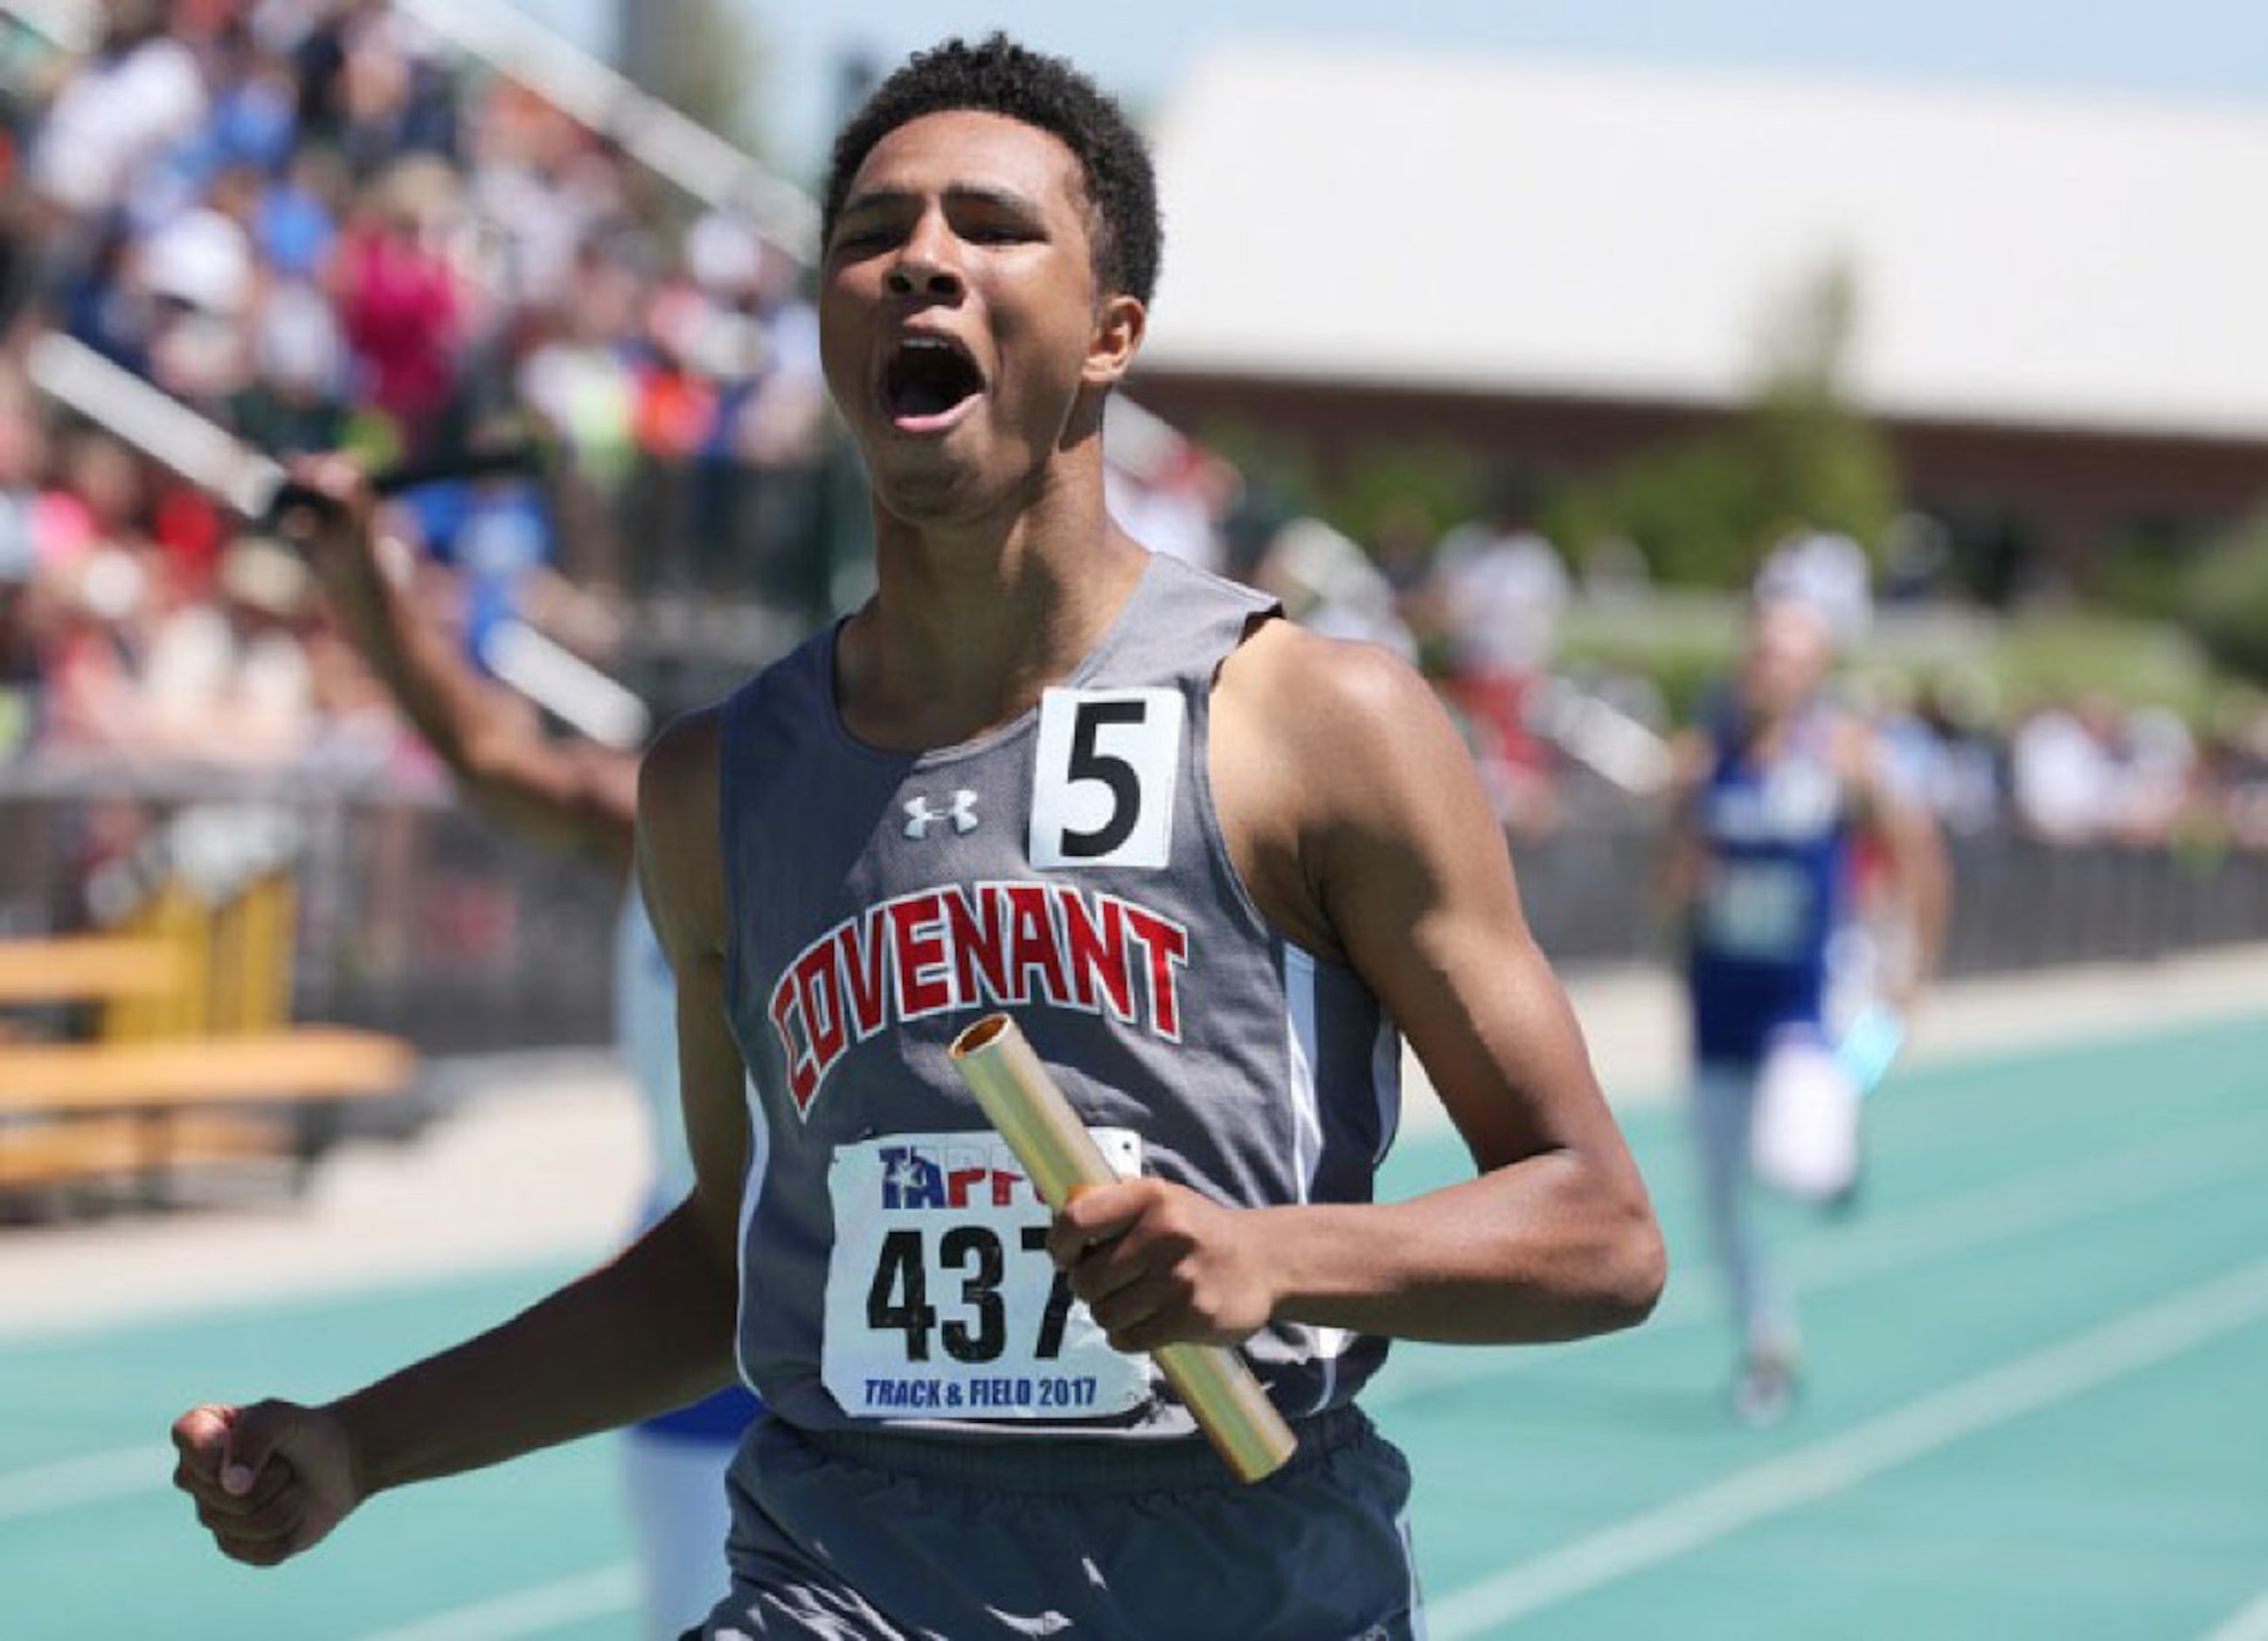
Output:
[170, 36, 1666, 1636]
[281, 467, 759, 1637]
[1667, 589, 1948, 1425]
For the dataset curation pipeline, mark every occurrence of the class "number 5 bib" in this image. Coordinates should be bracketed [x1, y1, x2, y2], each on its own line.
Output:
[822, 1129, 1155, 1420]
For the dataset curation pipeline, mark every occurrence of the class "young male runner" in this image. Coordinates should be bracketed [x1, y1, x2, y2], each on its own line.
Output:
[173, 37, 1664, 1638]
[1665, 589, 1948, 1425]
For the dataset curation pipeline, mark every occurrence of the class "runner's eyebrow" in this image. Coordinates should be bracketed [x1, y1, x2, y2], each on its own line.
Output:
[837, 184, 1048, 220]
[944, 184, 1046, 217]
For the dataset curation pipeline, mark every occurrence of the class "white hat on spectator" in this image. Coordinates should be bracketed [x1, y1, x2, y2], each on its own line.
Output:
[1756, 529, 1872, 648]
[142, 208, 255, 316]
[254, 280, 348, 395]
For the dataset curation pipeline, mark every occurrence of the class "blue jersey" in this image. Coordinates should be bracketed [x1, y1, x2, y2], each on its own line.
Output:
[1684, 704, 1853, 1067]
[616, 892, 766, 1444]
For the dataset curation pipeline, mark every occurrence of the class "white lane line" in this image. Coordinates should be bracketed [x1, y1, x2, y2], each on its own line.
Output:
[1370, 1108, 2268, 1409]
[1429, 1255, 2268, 1638]
[1, 1449, 640, 1641]
[0, 1444, 173, 1523]
[2203, 1588, 2268, 1641]
[353, 1563, 637, 1641]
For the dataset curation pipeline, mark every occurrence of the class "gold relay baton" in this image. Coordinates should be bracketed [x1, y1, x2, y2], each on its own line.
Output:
[948, 1013, 1299, 1484]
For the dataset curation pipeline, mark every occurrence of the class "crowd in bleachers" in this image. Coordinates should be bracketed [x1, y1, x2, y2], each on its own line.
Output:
[0, 0, 829, 772]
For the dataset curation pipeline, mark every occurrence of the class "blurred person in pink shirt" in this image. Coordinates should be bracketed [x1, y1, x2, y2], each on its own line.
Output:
[333, 156, 463, 455]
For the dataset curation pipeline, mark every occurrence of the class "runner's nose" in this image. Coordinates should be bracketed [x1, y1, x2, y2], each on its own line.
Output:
[886, 209, 965, 299]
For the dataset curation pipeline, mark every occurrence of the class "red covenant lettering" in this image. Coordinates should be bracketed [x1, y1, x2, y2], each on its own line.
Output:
[767, 982, 818, 1111]
[794, 941, 848, 1075]
[1004, 883, 1071, 1005]
[1119, 903, 1189, 1039]
[891, 891, 954, 1015]
[768, 884, 1191, 1120]
[840, 909, 892, 1040]
[1056, 886, 1134, 1020]
[947, 886, 1014, 1008]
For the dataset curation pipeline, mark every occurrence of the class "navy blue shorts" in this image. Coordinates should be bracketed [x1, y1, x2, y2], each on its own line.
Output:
[687, 1405, 1422, 1639]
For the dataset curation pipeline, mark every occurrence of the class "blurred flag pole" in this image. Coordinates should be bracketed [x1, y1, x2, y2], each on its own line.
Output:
[475, 617, 652, 753]
[1530, 678, 1675, 798]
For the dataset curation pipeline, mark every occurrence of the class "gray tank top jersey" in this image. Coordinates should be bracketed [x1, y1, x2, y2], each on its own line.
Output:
[717, 552, 1401, 1444]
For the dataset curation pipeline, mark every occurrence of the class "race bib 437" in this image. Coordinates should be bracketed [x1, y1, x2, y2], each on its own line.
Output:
[822, 1129, 1153, 1421]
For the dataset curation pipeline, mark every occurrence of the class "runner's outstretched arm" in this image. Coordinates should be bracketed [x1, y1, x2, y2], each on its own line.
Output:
[170, 712, 749, 1567]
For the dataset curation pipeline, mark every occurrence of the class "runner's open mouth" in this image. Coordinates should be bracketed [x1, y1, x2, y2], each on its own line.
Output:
[884, 338, 984, 420]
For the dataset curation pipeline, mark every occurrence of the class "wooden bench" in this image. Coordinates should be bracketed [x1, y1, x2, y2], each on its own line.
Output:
[0, 871, 418, 1207]
[0, 934, 186, 1006]
[0, 1110, 291, 1193]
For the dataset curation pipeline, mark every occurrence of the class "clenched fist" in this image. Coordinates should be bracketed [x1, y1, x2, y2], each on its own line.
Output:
[170, 1399, 364, 1568]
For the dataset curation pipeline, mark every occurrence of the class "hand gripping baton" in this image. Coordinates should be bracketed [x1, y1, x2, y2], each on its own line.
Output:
[948, 1014, 1299, 1483]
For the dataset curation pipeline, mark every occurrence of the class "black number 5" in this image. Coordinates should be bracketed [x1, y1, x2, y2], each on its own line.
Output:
[1062, 699, 1145, 858]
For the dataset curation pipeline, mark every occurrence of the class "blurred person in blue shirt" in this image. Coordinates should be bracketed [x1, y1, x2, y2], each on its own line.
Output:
[1662, 584, 1949, 1425]
[283, 454, 759, 1638]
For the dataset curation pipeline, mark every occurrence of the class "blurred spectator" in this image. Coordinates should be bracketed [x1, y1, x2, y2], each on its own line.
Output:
[232, 274, 350, 454]
[1897, 673, 2005, 836]
[1431, 494, 1570, 678]
[463, 80, 621, 311]
[140, 203, 257, 405]
[722, 232, 827, 463]
[517, 240, 646, 499]
[2010, 696, 2126, 845]
[1250, 516, 1415, 660]
[683, 219, 830, 597]
[2208, 700, 2268, 852]
[333, 155, 463, 455]
[136, 533, 319, 765]
[25, 1, 205, 224]
[0, 390, 38, 755]
[42, 541, 155, 754]
[1426, 489, 1570, 835]
[2115, 705, 2199, 846]
[1103, 396, 1238, 577]
[329, 4, 455, 177]
[1877, 511, 1953, 605]
[1364, 498, 1439, 633]
[253, 148, 347, 283]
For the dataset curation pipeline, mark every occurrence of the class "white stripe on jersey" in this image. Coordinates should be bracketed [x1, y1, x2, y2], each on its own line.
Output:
[1370, 1013, 1403, 1167]
[1285, 945, 1324, 1201]
[732, 1070, 771, 1394]
[1283, 944, 1356, 1413]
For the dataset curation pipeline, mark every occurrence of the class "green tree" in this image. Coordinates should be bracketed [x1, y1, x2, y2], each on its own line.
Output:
[1549, 260, 1901, 588]
[2181, 510, 2268, 683]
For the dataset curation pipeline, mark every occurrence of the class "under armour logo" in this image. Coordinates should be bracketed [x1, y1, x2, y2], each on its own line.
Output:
[904, 789, 980, 839]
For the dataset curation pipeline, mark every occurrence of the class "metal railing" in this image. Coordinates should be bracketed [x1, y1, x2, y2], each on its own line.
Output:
[2, 766, 2262, 1058]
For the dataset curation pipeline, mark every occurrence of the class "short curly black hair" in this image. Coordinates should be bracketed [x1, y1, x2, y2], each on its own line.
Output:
[821, 34, 1162, 308]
